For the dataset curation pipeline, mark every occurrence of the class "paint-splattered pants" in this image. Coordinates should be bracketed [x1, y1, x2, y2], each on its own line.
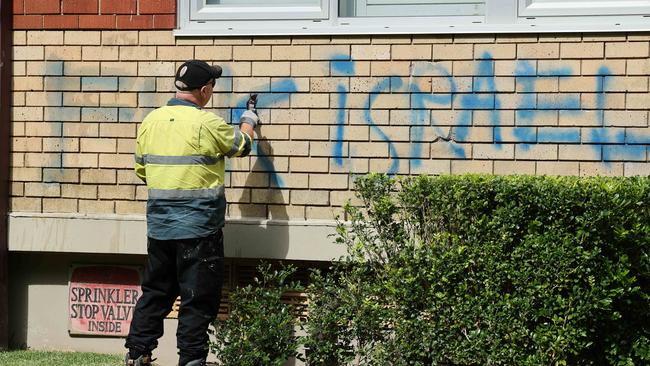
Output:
[125, 229, 224, 365]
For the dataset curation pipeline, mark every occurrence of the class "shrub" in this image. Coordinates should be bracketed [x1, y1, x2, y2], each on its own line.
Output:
[304, 174, 650, 365]
[302, 268, 355, 366]
[210, 263, 302, 366]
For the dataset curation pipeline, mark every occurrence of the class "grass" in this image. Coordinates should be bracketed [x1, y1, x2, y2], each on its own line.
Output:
[0, 350, 124, 366]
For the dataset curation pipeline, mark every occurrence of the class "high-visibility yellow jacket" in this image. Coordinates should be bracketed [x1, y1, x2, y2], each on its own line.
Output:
[135, 98, 252, 240]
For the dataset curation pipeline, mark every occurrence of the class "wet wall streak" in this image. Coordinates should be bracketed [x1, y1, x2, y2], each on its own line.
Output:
[453, 53, 500, 156]
[41, 58, 67, 184]
[410, 62, 457, 165]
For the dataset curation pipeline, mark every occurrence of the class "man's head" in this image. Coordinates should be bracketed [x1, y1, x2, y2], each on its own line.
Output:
[174, 60, 222, 107]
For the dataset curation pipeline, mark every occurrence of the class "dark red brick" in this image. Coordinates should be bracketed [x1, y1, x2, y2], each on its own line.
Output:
[13, 0, 25, 14]
[116, 15, 153, 29]
[62, 0, 99, 14]
[153, 14, 175, 29]
[13, 15, 43, 29]
[139, 0, 176, 14]
[24, 0, 60, 14]
[43, 15, 79, 29]
[79, 14, 116, 29]
[100, 0, 137, 14]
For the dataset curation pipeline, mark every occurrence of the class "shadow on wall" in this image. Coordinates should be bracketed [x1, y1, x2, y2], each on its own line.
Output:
[234, 129, 290, 260]
[237, 136, 296, 365]
[8, 252, 29, 349]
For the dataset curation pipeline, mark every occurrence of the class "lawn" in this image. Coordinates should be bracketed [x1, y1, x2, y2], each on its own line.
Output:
[0, 350, 124, 366]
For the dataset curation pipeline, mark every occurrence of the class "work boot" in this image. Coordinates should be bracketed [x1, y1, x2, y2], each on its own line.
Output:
[124, 352, 152, 366]
[181, 358, 206, 366]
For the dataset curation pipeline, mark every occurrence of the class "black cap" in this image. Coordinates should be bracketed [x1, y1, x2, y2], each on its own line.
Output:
[174, 60, 222, 91]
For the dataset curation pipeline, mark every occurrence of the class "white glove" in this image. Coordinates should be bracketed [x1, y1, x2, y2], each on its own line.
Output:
[239, 110, 259, 128]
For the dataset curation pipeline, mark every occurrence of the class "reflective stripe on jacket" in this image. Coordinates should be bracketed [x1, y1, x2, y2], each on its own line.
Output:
[135, 98, 252, 240]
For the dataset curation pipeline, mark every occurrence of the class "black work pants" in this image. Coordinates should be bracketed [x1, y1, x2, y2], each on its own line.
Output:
[125, 230, 224, 364]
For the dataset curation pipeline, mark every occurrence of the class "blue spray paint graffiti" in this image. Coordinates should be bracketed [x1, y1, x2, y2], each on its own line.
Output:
[218, 54, 649, 185]
[334, 85, 347, 166]
[410, 62, 458, 164]
[452, 53, 501, 156]
[366, 78, 401, 174]
[37, 53, 649, 187]
[331, 54, 356, 166]
[230, 78, 299, 188]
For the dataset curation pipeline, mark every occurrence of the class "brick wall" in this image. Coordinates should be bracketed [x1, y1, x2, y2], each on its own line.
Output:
[10, 27, 650, 221]
[13, 0, 175, 29]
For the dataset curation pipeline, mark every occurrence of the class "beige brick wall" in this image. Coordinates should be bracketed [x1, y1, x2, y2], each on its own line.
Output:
[10, 31, 650, 220]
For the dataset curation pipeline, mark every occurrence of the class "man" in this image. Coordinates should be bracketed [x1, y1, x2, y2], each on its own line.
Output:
[124, 60, 259, 366]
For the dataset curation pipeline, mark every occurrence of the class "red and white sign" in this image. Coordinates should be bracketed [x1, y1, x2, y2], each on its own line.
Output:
[68, 265, 141, 336]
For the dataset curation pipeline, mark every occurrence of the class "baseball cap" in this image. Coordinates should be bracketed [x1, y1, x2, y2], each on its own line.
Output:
[174, 60, 222, 91]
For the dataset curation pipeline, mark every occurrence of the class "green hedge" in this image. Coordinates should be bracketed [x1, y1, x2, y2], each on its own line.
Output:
[210, 264, 302, 366]
[304, 174, 650, 365]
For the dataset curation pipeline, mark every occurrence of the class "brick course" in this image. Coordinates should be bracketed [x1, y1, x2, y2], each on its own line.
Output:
[8, 29, 650, 220]
[14, 0, 175, 30]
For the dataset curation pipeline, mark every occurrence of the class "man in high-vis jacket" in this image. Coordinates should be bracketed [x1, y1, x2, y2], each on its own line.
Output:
[124, 60, 259, 366]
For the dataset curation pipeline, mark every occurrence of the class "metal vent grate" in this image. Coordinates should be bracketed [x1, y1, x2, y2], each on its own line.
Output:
[167, 259, 325, 320]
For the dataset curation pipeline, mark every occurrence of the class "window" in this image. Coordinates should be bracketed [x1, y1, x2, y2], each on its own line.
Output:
[176, 0, 650, 36]
[340, 0, 485, 17]
[519, 0, 650, 17]
[191, 0, 328, 20]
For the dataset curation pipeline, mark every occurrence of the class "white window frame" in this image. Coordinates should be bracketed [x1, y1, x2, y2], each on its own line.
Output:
[176, 0, 650, 36]
[352, 0, 484, 17]
[518, 0, 650, 17]
[191, 0, 329, 20]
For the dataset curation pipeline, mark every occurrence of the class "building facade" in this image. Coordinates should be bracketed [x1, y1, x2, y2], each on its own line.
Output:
[5, 0, 650, 364]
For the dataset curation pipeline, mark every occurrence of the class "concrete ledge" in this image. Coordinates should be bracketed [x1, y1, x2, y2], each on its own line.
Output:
[8, 213, 344, 261]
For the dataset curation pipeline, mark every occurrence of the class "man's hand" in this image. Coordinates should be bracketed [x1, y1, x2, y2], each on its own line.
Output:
[239, 110, 257, 139]
[240, 93, 259, 138]
[239, 110, 259, 128]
